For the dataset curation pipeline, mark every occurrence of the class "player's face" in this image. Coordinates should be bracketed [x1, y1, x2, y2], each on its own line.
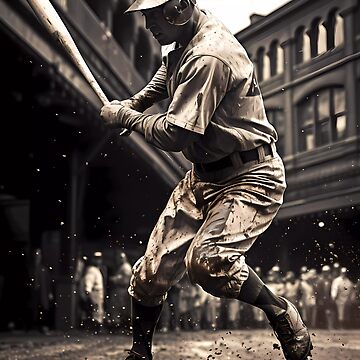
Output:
[142, 6, 183, 45]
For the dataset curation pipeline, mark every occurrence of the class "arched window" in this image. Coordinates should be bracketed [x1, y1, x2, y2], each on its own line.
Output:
[263, 53, 271, 81]
[269, 41, 284, 76]
[303, 31, 311, 62]
[334, 14, 344, 47]
[310, 18, 327, 57]
[297, 87, 347, 152]
[295, 27, 305, 64]
[318, 22, 327, 54]
[277, 46, 284, 74]
[256, 48, 265, 82]
[327, 9, 345, 49]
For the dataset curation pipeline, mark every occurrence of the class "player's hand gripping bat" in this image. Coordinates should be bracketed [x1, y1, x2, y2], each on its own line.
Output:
[26, 0, 129, 135]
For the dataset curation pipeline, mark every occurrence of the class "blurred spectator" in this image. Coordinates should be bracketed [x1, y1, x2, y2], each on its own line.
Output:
[351, 279, 360, 328]
[298, 268, 316, 327]
[107, 250, 132, 331]
[30, 248, 54, 334]
[159, 283, 182, 332]
[284, 271, 300, 306]
[79, 252, 105, 332]
[191, 285, 208, 330]
[203, 292, 221, 330]
[331, 267, 353, 329]
[178, 275, 196, 330]
[167, 284, 182, 331]
[266, 266, 285, 296]
[222, 298, 240, 330]
[332, 262, 341, 279]
[316, 265, 336, 330]
[75, 255, 87, 327]
[308, 268, 319, 326]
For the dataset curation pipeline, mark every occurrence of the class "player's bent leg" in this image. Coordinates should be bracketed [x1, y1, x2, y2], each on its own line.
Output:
[125, 298, 163, 360]
[126, 253, 188, 360]
[269, 297, 313, 360]
[125, 171, 202, 359]
[239, 267, 312, 360]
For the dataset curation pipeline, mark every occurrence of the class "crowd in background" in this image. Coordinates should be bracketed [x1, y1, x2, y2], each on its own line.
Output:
[75, 252, 360, 334]
[28, 248, 360, 334]
[157, 263, 360, 332]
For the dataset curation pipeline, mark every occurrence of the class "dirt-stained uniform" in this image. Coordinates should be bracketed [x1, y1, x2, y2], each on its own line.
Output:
[100, 2, 314, 358]
[117, 10, 287, 306]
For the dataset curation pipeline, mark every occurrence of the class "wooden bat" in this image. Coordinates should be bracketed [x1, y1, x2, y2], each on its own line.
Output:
[27, 0, 131, 135]
[26, 0, 109, 105]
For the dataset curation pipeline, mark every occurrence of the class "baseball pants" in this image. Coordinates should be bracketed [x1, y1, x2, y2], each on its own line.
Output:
[128, 152, 286, 306]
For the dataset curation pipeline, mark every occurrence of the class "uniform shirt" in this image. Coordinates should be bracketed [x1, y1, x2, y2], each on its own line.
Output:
[82, 266, 104, 295]
[119, 9, 277, 164]
[331, 276, 353, 304]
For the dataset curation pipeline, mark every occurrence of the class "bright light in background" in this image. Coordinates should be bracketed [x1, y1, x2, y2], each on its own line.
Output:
[197, 0, 290, 34]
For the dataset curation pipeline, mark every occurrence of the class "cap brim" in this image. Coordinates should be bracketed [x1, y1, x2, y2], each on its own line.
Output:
[125, 0, 167, 13]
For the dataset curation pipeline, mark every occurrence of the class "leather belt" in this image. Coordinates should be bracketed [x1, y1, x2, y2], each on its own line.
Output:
[194, 143, 274, 173]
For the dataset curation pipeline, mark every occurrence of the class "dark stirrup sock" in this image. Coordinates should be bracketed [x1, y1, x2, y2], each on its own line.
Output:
[238, 266, 287, 322]
[131, 298, 163, 359]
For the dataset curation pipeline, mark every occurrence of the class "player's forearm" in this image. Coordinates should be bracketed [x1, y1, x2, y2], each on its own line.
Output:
[128, 64, 168, 111]
[115, 106, 198, 152]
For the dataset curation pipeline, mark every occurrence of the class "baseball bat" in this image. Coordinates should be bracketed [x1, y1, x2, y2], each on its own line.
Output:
[26, 0, 109, 105]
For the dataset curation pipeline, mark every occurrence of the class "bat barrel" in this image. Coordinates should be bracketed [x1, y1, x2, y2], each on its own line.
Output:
[26, 0, 109, 105]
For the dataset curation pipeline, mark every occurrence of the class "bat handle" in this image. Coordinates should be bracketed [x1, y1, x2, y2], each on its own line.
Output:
[91, 81, 130, 136]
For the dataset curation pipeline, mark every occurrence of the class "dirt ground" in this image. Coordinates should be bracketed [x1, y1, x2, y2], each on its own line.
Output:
[0, 329, 359, 360]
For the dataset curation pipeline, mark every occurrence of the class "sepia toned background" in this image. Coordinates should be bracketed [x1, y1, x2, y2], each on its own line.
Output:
[0, 0, 359, 358]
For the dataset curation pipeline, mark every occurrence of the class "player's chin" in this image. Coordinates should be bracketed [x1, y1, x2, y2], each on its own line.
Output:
[154, 34, 172, 46]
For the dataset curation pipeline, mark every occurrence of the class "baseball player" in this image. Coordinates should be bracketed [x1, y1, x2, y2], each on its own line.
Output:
[100, 1, 312, 359]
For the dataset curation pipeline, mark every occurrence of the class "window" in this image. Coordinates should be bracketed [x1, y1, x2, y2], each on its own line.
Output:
[295, 27, 304, 64]
[295, 26, 311, 64]
[333, 88, 346, 140]
[263, 53, 271, 81]
[334, 14, 344, 47]
[327, 10, 345, 49]
[267, 109, 285, 157]
[269, 41, 284, 76]
[297, 87, 347, 152]
[318, 23, 327, 54]
[277, 46, 284, 74]
[298, 96, 315, 151]
[303, 31, 311, 62]
[310, 18, 327, 57]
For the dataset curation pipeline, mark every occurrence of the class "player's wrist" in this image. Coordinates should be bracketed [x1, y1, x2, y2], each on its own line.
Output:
[100, 103, 123, 125]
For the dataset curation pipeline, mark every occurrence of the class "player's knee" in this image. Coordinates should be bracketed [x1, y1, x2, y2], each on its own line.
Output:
[186, 246, 249, 298]
[129, 259, 167, 306]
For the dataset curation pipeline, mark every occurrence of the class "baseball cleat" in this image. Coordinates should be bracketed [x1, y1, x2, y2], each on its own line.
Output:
[270, 297, 313, 360]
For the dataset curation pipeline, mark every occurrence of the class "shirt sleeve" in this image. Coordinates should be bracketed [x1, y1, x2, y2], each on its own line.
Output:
[115, 106, 200, 152]
[166, 55, 231, 134]
[128, 63, 169, 112]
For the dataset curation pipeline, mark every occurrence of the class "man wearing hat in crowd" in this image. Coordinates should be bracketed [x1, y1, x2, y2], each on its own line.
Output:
[100, 1, 312, 359]
[331, 267, 354, 329]
[317, 265, 335, 330]
[79, 252, 104, 331]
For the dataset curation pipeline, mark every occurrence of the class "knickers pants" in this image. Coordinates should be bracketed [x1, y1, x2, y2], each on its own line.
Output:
[128, 154, 286, 306]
